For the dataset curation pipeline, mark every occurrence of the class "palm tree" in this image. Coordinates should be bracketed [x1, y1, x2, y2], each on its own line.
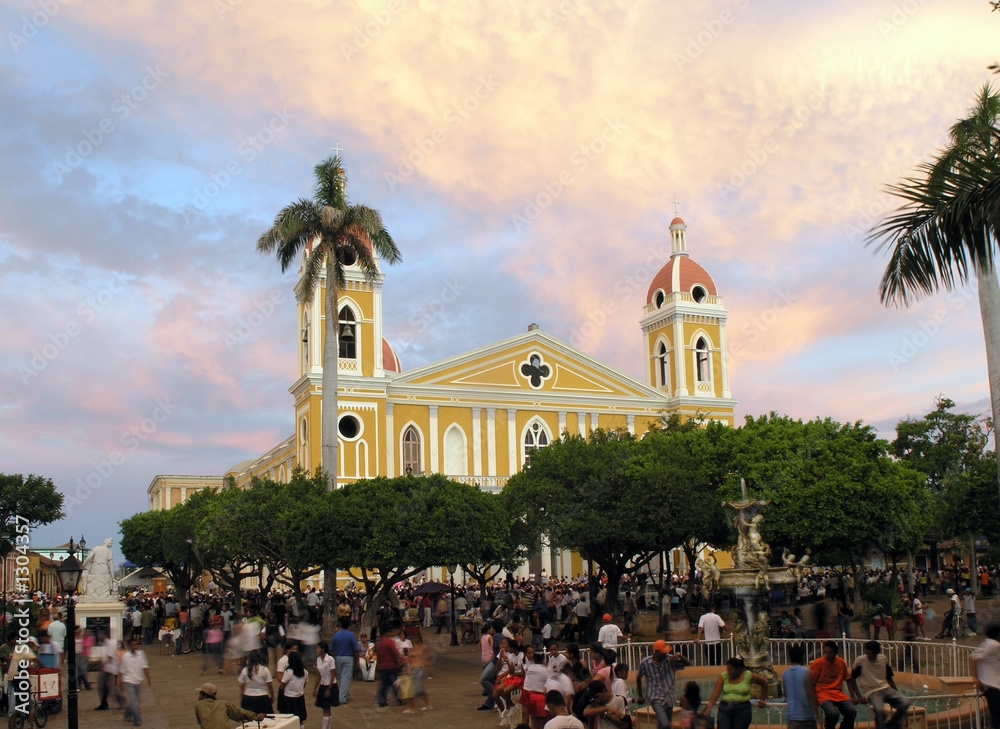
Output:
[258, 156, 400, 635]
[868, 85, 1000, 491]
[258, 155, 401, 491]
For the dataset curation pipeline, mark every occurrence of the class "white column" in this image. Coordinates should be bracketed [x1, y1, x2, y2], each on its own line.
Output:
[373, 288, 384, 377]
[541, 537, 552, 579]
[627, 414, 635, 435]
[719, 317, 732, 398]
[590, 412, 599, 432]
[558, 411, 566, 436]
[386, 402, 395, 477]
[486, 408, 497, 476]
[561, 550, 572, 578]
[507, 409, 518, 475]
[472, 407, 482, 476]
[429, 406, 439, 474]
[673, 317, 688, 396]
[577, 412, 586, 436]
[181, 486, 187, 503]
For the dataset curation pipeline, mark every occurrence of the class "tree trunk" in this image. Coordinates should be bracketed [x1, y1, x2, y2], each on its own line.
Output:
[976, 260, 1000, 500]
[321, 257, 340, 638]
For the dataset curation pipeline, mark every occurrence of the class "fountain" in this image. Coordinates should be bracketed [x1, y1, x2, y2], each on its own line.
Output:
[712, 479, 798, 694]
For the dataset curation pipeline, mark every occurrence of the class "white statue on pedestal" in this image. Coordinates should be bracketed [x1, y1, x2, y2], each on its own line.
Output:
[79, 538, 118, 602]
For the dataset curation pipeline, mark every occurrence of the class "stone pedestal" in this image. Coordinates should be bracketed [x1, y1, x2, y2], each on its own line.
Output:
[73, 601, 123, 643]
[633, 612, 661, 638]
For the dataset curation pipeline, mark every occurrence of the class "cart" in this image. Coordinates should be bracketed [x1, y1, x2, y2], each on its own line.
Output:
[29, 667, 61, 715]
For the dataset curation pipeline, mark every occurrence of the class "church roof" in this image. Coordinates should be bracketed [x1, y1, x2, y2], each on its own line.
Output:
[646, 256, 717, 303]
[382, 337, 402, 373]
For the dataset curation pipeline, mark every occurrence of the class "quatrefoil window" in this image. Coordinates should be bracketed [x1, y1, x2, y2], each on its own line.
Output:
[519, 352, 552, 389]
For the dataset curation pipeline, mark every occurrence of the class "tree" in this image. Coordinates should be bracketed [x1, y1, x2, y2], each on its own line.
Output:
[0, 474, 63, 556]
[287, 474, 510, 634]
[119, 507, 194, 593]
[257, 155, 401, 635]
[868, 86, 1000, 492]
[257, 155, 401, 491]
[504, 429, 669, 617]
[721, 414, 931, 574]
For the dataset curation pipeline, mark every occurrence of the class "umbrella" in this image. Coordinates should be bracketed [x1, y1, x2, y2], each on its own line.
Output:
[413, 581, 451, 596]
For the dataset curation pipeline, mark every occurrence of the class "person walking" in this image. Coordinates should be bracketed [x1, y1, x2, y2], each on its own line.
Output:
[119, 638, 151, 727]
[971, 623, 1000, 729]
[810, 641, 857, 729]
[313, 642, 338, 729]
[476, 621, 501, 711]
[375, 625, 404, 708]
[280, 650, 308, 729]
[965, 589, 979, 636]
[94, 632, 122, 711]
[636, 639, 690, 729]
[237, 651, 274, 715]
[328, 617, 359, 705]
[696, 605, 726, 666]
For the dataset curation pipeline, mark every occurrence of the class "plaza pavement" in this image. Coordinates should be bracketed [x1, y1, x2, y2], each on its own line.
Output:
[37, 592, 988, 729]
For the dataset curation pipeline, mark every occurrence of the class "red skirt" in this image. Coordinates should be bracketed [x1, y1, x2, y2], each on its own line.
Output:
[520, 689, 548, 718]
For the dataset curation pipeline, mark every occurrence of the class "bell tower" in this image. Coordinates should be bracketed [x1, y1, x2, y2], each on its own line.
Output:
[640, 215, 736, 422]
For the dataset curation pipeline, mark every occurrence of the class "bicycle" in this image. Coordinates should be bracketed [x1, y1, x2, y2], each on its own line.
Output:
[179, 624, 203, 654]
[7, 689, 48, 729]
[953, 611, 967, 639]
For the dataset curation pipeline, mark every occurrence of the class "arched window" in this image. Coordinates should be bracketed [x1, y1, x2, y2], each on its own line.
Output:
[523, 419, 550, 468]
[338, 307, 356, 359]
[696, 337, 710, 382]
[657, 341, 669, 390]
[299, 417, 309, 471]
[402, 426, 421, 475]
[443, 425, 468, 476]
[301, 313, 310, 365]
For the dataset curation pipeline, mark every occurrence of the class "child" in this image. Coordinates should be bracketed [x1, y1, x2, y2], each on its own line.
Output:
[680, 681, 701, 729]
[612, 663, 631, 710]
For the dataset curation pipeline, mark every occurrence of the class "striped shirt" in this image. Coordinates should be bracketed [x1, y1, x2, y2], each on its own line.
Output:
[637, 655, 683, 705]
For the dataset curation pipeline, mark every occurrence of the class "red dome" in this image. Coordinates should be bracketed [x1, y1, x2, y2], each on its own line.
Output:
[382, 337, 402, 373]
[646, 257, 718, 304]
[670, 216, 685, 226]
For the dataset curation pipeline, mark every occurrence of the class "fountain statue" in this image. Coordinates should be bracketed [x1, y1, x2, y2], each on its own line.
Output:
[719, 479, 796, 695]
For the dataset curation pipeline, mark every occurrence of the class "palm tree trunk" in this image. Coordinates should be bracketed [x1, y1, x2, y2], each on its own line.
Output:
[976, 259, 1000, 500]
[322, 255, 340, 638]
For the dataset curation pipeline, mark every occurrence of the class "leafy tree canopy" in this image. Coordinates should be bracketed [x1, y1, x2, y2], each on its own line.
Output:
[0, 474, 64, 555]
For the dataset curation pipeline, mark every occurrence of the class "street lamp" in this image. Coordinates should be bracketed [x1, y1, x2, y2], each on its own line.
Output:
[448, 564, 459, 647]
[57, 538, 84, 729]
[185, 538, 193, 608]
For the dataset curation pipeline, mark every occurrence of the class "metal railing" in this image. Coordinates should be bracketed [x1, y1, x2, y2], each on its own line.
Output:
[590, 637, 975, 678]
[634, 694, 986, 729]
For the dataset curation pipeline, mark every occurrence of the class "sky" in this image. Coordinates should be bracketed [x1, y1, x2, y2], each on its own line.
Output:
[1, 0, 998, 563]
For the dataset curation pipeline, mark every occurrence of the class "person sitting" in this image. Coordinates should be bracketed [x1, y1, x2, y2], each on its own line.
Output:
[195, 682, 263, 729]
[357, 635, 377, 682]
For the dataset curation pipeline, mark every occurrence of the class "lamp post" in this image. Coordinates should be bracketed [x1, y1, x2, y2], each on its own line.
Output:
[57, 538, 84, 729]
[448, 564, 459, 647]
[185, 538, 193, 608]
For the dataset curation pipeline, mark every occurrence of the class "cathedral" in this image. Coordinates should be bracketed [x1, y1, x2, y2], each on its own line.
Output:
[148, 216, 736, 579]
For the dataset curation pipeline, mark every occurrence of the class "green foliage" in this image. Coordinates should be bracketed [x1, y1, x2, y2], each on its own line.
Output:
[857, 581, 908, 630]
[0, 474, 64, 555]
[720, 414, 931, 565]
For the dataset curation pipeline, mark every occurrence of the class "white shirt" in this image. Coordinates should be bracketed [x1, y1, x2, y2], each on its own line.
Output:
[547, 653, 569, 675]
[316, 654, 336, 686]
[239, 665, 273, 696]
[281, 669, 308, 697]
[698, 612, 726, 643]
[974, 638, 1000, 689]
[545, 714, 585, 728]
[276, 654, 291, 674]
[544, 671, 574, 699]
[598, 623, 624, 649]
[47, 620, 66, 646]
[119, 649, 148, 685]
[100, 639, 119, 675]
[524, 663, 549, 692]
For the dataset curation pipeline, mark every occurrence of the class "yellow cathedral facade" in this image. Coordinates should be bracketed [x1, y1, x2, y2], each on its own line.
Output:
[148, 216, 736, 578]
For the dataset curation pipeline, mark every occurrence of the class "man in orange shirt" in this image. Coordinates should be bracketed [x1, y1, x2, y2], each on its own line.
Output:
[810, 641, 857, 729]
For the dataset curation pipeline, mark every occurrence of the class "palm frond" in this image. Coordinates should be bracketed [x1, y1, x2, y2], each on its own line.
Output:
[257, 199, 322, 272]
[313, 156, 348, 210]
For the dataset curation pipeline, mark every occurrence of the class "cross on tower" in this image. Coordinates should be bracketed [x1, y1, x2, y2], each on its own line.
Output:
[673, 193, 681, 217]
[332, 141, 343, 156]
